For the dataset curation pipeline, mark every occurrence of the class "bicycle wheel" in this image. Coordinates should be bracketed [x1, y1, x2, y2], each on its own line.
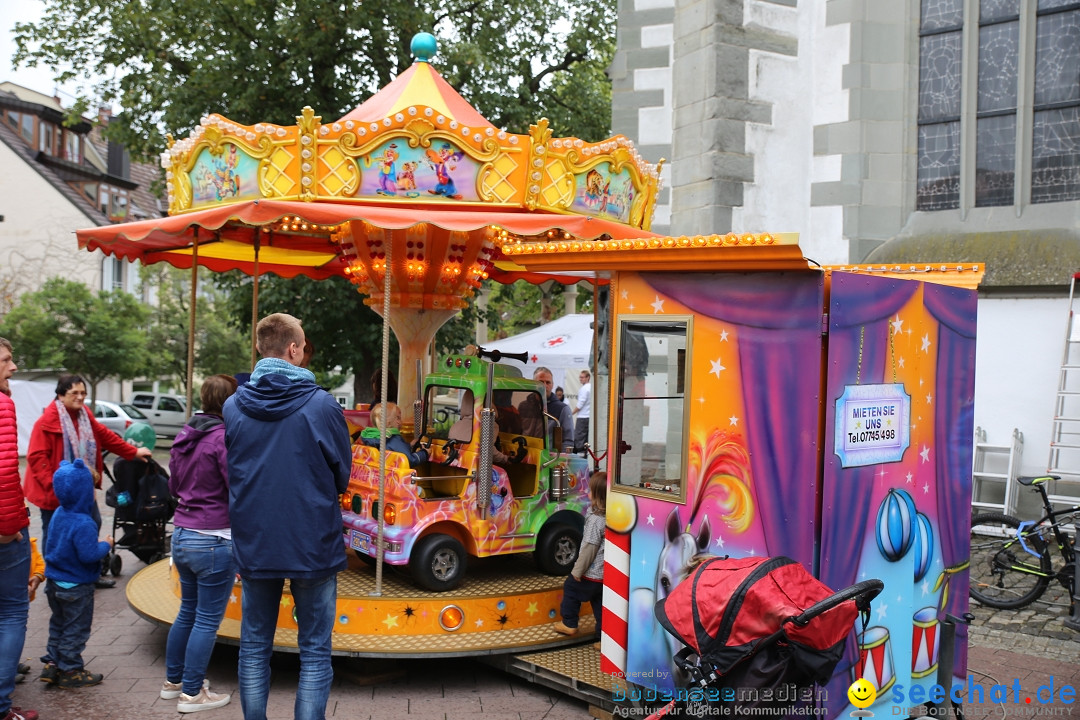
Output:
[969, 512, 1052, 609]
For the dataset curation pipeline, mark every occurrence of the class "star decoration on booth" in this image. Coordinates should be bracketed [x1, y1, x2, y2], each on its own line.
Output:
[720, 329, 729, 342]
[403, 606, 416, 619]
[382, 614, 399, 629]
[230, 594, 237, 604]
[475, 618, 484, 628]
[646, 513, 656, 526]
[920, 446, 931, 463]
[280, 597, 292, 609]
[876, 603, 888, 621]
[898, 357, 905, 368]
[906, 472, 914, 484]
[651, 296, 665, 314]
[921, 333, 932, 352]
[526, 602, 538, 616]
[714, 535, 725, 549]
[923, 482, 930, 494]
[710, 358, 726, 378]
[729, 415, 739, 427]
[926, 393, 933, 405]
[621, 289, 628, 300]
[497, 614, 510, 627]
[892, 315, 903, 335]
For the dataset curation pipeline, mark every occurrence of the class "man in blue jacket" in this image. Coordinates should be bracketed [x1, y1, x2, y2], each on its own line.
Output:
[223, 313, 352, 720]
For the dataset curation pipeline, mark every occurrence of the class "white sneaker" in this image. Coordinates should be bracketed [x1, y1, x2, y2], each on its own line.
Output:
[177, 688, 231, 713]
[161, 677, 210, 699]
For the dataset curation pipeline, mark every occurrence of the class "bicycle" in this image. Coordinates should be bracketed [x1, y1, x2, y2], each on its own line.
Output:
[969, 475, 1078, 609]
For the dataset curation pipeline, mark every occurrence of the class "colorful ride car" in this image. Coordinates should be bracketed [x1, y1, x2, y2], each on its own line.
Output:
[341, 352, 592, 591]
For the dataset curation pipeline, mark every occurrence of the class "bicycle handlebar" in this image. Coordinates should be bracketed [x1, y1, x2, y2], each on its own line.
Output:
[790, 579, 884, 627]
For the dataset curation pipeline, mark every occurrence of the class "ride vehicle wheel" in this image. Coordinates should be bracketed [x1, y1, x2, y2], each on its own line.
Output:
[354, 549, 377, 566]
[535, 523, 582, 575]
[411, 534, 467, 592]
[109, 552, 123, 576]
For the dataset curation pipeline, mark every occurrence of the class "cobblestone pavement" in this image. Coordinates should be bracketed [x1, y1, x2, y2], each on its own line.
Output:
[8, 445, 1080, 718]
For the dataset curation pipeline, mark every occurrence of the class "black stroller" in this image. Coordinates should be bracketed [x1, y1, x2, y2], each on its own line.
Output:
[102, 457, 175, 576]
[641, 555, 882, 719]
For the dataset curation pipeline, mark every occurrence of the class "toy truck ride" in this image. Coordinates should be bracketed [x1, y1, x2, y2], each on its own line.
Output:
[341, 348, 592, 591]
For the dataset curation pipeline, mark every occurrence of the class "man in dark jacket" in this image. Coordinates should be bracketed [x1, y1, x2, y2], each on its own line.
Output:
[223, 313, 351, 720]
[533, 367, 574, 451]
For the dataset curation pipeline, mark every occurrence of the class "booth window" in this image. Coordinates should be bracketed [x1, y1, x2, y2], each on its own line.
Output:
[612, 316, 691, 501]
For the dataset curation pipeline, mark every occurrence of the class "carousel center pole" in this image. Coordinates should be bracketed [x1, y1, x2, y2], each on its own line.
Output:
[185, 233, 199, 419]
[250, 232, 261, 370]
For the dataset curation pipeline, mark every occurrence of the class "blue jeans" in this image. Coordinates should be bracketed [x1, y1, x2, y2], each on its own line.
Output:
[238, 574, 336, 720]
[166, 528, 236, 695]
[560, 575, 603, 632]
[0, 533, 30, 715]
[44, 579, 95, 672]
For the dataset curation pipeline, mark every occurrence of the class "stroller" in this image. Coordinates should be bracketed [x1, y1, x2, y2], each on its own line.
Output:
[643, 555, 882, 719]
[102, 456, 175, 576]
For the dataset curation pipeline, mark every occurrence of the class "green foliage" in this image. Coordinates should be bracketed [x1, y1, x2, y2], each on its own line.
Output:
[214, 272, 393, 399]
[141, 265, 248, 393]
[0, 277, 150, 399]
[14, 0, 616, 162]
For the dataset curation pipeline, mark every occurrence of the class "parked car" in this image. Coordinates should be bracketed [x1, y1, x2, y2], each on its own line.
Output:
[91, 400, 154, 436]
[130, 392, 188, 437]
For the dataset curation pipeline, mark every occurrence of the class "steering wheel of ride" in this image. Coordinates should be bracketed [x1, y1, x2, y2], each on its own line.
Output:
[412, 434, 432, 452]
[511, 436, 528, 464]
[442, 438, 460, 465]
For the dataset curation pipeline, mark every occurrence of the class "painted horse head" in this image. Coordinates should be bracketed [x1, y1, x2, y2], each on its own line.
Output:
[656, 508, 712, 601]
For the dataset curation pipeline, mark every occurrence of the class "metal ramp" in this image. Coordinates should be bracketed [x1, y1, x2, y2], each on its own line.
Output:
[481, 643, 618, 715]
[1048, 271, 1080, 507]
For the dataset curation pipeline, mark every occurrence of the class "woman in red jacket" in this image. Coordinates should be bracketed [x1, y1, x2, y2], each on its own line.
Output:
[23, 375, 151, 576]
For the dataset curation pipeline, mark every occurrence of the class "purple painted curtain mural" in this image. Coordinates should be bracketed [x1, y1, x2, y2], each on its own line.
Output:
[925, 283, 978, 674]
[645, 272, 825, 568]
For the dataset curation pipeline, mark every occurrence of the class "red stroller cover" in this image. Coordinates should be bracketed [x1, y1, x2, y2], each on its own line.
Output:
[654, 556, 859, 684]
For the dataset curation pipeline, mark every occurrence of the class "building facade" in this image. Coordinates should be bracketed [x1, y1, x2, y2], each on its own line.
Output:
[613, 0, 1080, 501]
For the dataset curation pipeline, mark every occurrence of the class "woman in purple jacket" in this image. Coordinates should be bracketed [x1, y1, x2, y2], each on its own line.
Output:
[160, 375, 237, 713]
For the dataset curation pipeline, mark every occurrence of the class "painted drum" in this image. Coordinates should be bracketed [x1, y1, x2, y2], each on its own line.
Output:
[856, 625, 896, 693]
[911, 606, 940, 679]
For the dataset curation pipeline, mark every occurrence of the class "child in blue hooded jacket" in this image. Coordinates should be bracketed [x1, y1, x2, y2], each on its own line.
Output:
[41, 459, 113, 689]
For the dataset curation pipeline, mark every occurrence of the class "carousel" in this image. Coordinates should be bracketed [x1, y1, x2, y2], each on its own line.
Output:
[79, 32, 660, 662]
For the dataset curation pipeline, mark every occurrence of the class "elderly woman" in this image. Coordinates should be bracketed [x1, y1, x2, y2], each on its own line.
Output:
[24, 374, 151, 584]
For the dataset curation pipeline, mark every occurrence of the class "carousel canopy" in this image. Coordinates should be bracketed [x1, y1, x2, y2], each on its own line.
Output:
[77, 33, 662, 303]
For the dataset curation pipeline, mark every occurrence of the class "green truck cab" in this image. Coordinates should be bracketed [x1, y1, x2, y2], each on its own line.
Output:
[341, 352, 592, 591]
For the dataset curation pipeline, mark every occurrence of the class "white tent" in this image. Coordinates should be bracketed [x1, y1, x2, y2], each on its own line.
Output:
[10, 379, 54, 456]
[486, 314, 594, 400]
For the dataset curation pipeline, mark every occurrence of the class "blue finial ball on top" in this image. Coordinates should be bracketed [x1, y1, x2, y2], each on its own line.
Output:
[411, 32, 438, 63]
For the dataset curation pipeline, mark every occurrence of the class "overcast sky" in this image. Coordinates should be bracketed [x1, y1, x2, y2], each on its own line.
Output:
[0, 0, 90, 103]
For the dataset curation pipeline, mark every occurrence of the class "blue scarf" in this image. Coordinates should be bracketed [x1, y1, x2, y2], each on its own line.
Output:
[249, 357, 316, 385]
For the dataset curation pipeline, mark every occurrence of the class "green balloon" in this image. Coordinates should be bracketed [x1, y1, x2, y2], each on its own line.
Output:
[124, 422, 157, 450]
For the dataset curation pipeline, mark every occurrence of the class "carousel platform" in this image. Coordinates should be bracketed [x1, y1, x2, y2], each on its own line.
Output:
[126, 551, 597, 658]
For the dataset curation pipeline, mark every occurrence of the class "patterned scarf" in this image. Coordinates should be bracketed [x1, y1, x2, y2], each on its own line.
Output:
[55, 398, 97, 467]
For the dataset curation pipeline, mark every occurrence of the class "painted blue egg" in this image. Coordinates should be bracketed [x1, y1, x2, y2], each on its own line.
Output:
[497, 600, 506, 611]
[912, 512, 934, 582]
[875, 488, 916, 562]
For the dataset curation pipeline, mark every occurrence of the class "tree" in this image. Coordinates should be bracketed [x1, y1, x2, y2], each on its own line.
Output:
[0, 277, 150, 402]
[141, 265, 249, 396]
[14, 1, 617, 163]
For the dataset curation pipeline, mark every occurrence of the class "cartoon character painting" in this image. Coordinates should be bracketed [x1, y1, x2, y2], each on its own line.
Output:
[366, 143, 400, 196]
[191, 143, 255, 206]
[397, 161, 419, 196]
[426, 143, 465, 199]
[583, 169, 610, 213]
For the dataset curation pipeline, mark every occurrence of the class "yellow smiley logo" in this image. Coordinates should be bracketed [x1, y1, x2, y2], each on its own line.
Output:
[847, 678, 877, 709]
